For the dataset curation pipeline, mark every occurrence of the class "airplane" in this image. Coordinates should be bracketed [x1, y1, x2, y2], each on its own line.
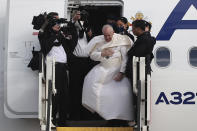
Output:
[0, 0, 197, 131]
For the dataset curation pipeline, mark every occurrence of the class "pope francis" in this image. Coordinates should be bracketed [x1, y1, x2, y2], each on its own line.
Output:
[82, 25, 134, 122]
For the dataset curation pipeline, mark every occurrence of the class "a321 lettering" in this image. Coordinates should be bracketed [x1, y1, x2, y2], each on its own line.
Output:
[155, 92, 196, 105]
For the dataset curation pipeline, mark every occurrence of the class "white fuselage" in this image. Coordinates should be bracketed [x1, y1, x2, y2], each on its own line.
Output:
[124, 0, 197, 131]
[1, 0, 197, 131]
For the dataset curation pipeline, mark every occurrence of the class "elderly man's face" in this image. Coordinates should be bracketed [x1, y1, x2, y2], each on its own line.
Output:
[103, 30, 114, 42]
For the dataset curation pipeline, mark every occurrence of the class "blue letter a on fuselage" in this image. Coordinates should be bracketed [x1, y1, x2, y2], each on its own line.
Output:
[157, 0, 197, 41]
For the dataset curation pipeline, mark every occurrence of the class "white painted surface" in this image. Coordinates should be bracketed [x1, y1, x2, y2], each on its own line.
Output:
[0, 0, 64, 130]
[124, 0, 197, 131]
[4, 0, 65, 118]
[0, 0, 39, 130]
[0, 0, 197, 131]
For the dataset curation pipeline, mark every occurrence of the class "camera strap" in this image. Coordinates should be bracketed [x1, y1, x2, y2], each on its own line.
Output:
[78, 20, 85, 31]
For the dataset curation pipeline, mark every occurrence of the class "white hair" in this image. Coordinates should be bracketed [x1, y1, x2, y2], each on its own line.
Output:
[102, 24, 114, 34]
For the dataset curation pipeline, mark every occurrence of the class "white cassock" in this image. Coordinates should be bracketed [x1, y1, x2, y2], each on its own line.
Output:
[82, 33, 134, 121]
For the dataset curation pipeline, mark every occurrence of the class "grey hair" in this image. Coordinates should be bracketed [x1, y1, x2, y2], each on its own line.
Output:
[102, 24, 114, 33]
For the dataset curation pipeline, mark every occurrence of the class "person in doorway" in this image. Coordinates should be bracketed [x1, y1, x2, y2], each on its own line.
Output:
[116, 17, 134, 42]
[125, 20, 156, 79]
[125, 20, 156, 124]
[67, 10, 97, 120]
[82, 25, 135, 126]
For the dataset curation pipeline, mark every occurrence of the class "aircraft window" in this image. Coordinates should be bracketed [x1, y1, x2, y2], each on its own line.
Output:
[155, 47, 171, 67]
[189, 47, 197, 67]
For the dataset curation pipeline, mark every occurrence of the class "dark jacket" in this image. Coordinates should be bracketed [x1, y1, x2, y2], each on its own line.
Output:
[125, 32, 156, 79]
[38, 31, 62, 56]
[66, 21, 79, 52]
[38, 30, 71, 60]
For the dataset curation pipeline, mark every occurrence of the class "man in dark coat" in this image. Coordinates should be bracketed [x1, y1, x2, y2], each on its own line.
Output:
[125, 20, 156, 79]
[66, 10, 98, 120]
[125, 20, 156, 124]
[38, 19, 70, 126]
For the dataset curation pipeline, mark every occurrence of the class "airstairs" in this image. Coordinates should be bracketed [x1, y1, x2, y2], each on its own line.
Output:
[38, 54, 151, 131]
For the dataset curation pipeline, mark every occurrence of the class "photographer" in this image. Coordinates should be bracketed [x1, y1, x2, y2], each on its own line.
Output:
[37, 12, 69, 56]
[67, 10, 97, 120]
[38, 13, 69, 126]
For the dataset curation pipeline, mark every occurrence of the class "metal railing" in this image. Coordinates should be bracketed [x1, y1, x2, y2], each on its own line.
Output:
[38, 55, 151, 130]
[133, 56, 151, 131]
[38, 54, 56, 131]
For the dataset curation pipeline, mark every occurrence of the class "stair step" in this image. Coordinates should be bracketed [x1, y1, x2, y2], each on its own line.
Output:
[57, 127, 133, 131]
[66, 120, 107, 127]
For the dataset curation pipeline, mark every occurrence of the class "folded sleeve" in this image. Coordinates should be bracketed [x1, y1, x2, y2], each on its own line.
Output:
[73, 35, 103, 57]
[90, 48, 106, 62]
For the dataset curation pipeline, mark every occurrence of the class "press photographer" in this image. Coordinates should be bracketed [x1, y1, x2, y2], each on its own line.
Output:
[67, 10, 97, 120]
[31, 12, 69, 56]
[32, 12, 67, 33]
[34, 12, 70, 126]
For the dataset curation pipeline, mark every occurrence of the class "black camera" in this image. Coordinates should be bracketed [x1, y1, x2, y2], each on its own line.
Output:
[32, 12, 47, 30]
[32, 12, 68, 30]
[48, 17, 68, 27]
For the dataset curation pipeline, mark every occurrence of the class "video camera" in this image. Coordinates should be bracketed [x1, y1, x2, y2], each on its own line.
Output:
[32, 12, 68, 31]
[47, 17, 68, 28]
[32, 12, 47, 30]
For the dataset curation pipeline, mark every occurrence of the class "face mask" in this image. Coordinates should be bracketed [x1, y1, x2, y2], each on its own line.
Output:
[117, 26, 125, 34]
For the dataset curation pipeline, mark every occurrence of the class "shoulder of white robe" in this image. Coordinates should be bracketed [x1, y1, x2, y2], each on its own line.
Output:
[125, 35, 134, 46]
[112, 33, 132, 47]
[88, 35, 104, 45]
